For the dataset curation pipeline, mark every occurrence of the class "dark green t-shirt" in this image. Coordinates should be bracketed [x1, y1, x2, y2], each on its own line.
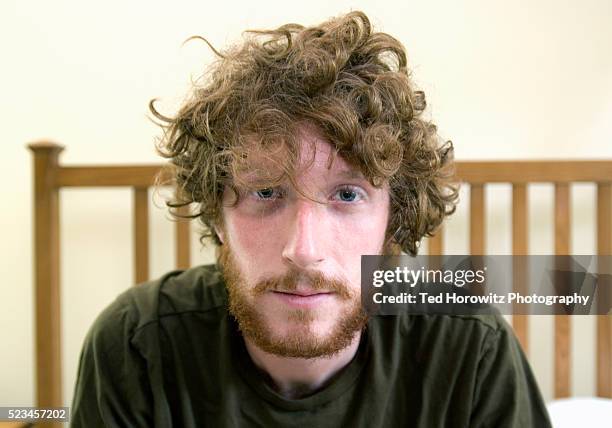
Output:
[71, 264, 552, 427]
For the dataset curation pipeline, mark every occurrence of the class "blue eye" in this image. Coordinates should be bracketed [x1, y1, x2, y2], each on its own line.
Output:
[254, 188, 280, 200]
[335, 186, 363, 202]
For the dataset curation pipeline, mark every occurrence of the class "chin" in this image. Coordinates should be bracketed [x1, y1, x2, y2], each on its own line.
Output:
[271, 318, 337, 339]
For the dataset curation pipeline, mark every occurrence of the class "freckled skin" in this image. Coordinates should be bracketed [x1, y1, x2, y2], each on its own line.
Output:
[217, 127, 390, 345]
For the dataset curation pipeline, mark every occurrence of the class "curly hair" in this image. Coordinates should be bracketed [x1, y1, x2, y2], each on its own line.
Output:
[150, 10, 458, 257]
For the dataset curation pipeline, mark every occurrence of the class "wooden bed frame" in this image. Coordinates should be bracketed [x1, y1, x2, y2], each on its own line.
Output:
[28, 141, 612, 420]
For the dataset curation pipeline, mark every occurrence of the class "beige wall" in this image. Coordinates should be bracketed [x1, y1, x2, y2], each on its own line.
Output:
[1, 0, 611, 407]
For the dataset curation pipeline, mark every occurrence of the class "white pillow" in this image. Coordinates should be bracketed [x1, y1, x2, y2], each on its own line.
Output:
[546, 397, 612, 428]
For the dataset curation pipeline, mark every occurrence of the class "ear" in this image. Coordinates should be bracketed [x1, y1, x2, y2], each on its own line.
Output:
[214, 224, 225, 245]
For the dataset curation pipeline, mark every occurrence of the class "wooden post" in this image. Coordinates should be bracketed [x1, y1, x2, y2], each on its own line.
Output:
[28, 142, 64, 414]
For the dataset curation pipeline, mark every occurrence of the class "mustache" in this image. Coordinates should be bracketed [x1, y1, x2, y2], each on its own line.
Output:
[252, 268, 353, 300]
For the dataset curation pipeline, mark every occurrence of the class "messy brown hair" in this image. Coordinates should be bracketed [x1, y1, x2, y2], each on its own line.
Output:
[150, 10, 458, 257]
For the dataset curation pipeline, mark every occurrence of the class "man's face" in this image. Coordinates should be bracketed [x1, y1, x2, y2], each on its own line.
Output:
[217, 126, 391, 359]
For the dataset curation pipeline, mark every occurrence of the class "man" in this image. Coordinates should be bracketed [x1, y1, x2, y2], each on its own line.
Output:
[71, 11, 552, 427]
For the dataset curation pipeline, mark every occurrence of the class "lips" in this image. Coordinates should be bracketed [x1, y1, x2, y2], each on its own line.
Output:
[270, 290, 335, 308]
[273, 290, 333, 297]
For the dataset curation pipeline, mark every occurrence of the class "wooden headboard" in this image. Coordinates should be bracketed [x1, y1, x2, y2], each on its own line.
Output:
[28, 141, 612, 416]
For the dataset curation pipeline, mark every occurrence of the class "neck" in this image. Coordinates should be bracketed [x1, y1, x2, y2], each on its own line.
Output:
[243, 332, 362, 399]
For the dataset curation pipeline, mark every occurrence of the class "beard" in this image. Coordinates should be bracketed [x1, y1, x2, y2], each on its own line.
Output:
[218, 244, 368, 359]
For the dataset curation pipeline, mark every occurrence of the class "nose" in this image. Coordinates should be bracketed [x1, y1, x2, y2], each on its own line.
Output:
[281, 199, 326, 269]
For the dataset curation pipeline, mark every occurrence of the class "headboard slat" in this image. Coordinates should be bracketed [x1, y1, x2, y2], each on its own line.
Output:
[175, 205, 191, 269]
[428, 228, 443, 256]
[133, 187, 150, 284]
[512, 183, 529, 355]
[469, 184, 485, 254]
[554, 183, 571, 398]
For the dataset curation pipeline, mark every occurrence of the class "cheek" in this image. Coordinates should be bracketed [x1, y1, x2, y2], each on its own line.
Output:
[328, 212, 389, 284]
[224, 213, 281, 261]
[331, 205, 389, 278]
[330, 208, 389, 253]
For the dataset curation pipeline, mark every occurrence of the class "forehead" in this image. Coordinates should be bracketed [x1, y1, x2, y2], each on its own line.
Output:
[234, 125, 366, 184]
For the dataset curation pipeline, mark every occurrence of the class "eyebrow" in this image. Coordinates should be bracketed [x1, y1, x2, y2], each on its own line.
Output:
[335, 169, 367, 180]
[233, 167, 368, 187]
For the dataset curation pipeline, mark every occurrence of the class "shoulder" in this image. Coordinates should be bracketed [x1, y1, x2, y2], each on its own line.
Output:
[370, 313, 516, 364]
[87, 263, 227, 343]
[420, 314, 516, 351]
[390, 313, 512, 340]
[72, 266, 227, 426]
[409, 313, 507, 331]
[157, 263, 227, 316]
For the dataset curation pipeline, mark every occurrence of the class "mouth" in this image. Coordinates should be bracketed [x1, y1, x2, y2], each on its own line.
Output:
[273, 290, 334, 297]
[270, 290, 335, 308]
